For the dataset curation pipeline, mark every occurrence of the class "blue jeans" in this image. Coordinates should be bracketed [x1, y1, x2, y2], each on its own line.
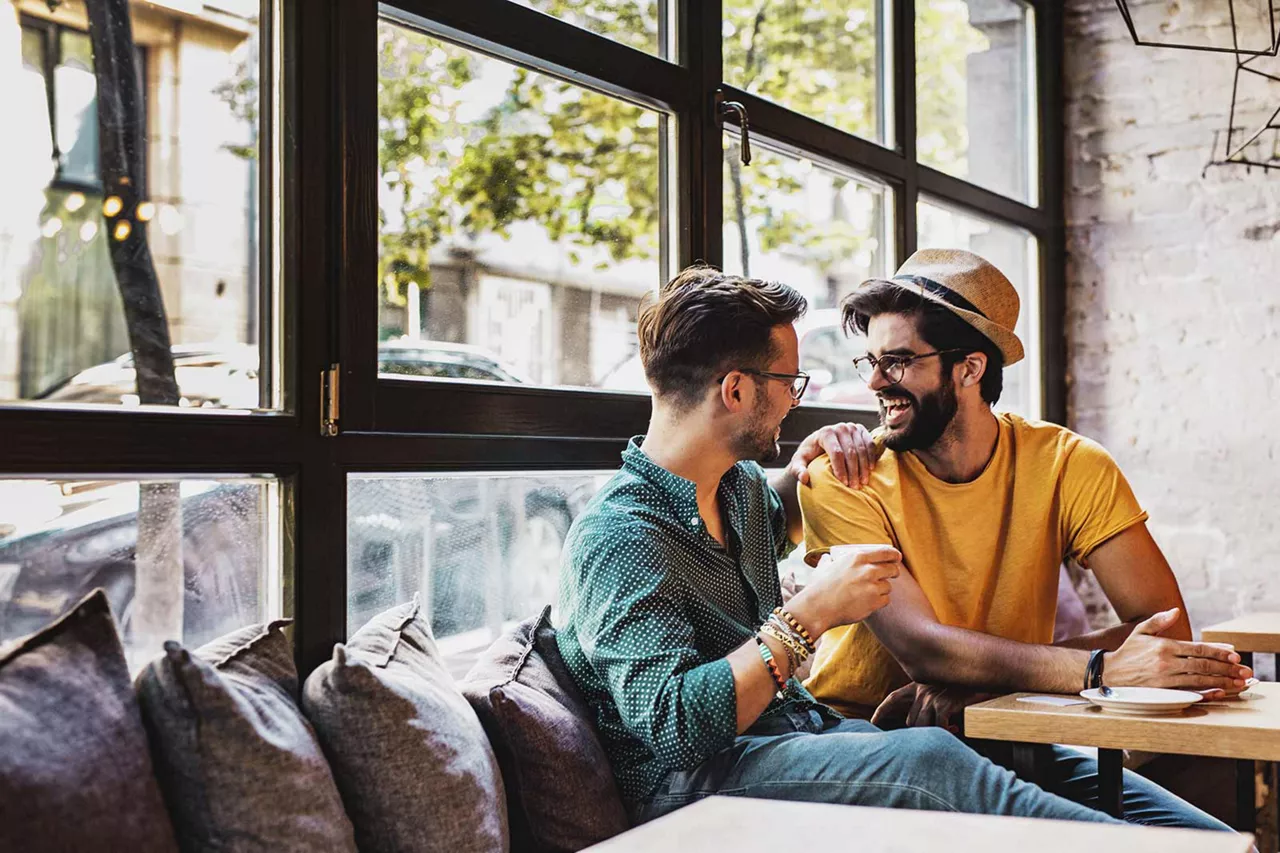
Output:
[970, 741, 1233, 832]
[632, 710, 1122, 825]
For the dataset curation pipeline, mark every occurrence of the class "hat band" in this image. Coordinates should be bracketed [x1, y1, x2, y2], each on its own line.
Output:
[893, 274, 988, 320]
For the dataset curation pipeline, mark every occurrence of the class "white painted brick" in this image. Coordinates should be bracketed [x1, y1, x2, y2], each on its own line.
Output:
[1065, 0, 1280, 635]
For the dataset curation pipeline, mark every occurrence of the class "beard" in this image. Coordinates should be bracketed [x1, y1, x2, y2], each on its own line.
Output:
[731, 394, 784, 463]
[880, 379, 959, 452]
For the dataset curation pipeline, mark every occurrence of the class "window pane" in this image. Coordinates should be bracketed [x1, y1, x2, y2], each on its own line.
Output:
[56, 31, 100, 186]
[2, 4, 278, 410]
[723, 138, 893, 409]
[508, 0, 668, 58]
[724, 0, 888, 144]
[916, 0, 1036, 202]
[0, 476, 285, 672]
[348, 471, 610, 679]
[378, 20, 666, 392]
[917, 199, 1040, 418]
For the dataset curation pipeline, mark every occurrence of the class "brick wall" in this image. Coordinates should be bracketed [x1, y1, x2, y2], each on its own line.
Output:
[1064, 0, 1280, 658]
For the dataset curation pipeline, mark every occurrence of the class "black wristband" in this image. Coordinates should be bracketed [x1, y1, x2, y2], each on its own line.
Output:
[1085, 649, 1106, 691]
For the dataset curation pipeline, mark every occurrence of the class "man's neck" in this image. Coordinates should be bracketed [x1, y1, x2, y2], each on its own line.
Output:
[640, 408, 735, 506]
[912, 405, 1000, 484]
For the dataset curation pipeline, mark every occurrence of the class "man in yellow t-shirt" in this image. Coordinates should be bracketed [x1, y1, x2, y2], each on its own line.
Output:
[798, 249, 1249, 829]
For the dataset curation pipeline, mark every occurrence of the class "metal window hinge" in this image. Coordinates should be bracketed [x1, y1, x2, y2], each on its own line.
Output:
[320, 364, 340, 437]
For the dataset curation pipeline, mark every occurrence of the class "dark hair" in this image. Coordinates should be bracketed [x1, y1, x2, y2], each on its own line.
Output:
[841, 281, 1004, 404]
[638, 265, 807, 410]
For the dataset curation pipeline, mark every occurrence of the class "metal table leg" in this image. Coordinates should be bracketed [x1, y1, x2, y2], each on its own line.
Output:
[1098, 748, 1124, 819]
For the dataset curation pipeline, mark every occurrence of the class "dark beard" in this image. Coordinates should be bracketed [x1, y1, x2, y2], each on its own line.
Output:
[880, 379, 958, 452]
[731, 395, 783, 463]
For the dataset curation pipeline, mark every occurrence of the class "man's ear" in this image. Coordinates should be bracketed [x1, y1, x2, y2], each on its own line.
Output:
[958, 352, 987, 388]
[719, 371, 750, 413]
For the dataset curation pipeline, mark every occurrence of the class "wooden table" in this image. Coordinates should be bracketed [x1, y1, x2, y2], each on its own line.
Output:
[1205, 613, 1280, 669]
[584, 795, 1255, 852]
[966, 682, 1280, 828]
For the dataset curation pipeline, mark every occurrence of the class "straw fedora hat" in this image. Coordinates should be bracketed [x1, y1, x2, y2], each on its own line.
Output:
[858, 248, 1024, 366]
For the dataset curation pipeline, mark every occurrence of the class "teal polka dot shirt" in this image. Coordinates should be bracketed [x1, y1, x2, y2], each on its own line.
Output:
[556, 437, 824, 802]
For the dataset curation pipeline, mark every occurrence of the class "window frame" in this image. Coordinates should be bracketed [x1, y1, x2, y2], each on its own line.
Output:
[0, 0, 1066, 675]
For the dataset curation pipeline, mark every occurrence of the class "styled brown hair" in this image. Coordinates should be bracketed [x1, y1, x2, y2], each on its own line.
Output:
[637, 265, 807, 410]
[842, 282, 1004, 404]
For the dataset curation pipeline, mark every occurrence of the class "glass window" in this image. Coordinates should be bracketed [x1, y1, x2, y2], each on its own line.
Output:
[916, 0, 1036, 203]
[723, 137, 892, 409]
[0, 476, 285, 672]
[917, 199, 1040, 418]
[723, 0, 889, 144]
[509, 0, 670, 58]
[55, 30, 102, 187]
[347, 471, 610, 678]
[377, 20, 668, 392]
[2, 4, 276, 410]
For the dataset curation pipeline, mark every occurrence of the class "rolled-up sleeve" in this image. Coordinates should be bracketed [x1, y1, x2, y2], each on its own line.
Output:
[574, 530, 738, 771]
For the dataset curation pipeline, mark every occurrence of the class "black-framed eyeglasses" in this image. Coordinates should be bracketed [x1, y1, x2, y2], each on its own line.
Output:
[851, 350, 967, 385]
[719, 368, 811, 401]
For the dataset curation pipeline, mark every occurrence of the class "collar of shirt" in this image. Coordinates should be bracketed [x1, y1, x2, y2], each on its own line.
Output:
[620, 436, 747, 539]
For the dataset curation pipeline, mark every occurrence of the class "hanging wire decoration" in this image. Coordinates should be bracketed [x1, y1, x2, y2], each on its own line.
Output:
[1115, 0, 1280, 56]
[1204, 50, 1280, 172]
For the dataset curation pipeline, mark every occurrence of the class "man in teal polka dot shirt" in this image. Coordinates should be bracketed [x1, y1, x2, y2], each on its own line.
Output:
[556, 265, 1126, 826]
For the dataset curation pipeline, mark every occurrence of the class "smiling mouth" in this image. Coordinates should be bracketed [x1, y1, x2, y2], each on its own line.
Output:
[880, 395, 912, 428]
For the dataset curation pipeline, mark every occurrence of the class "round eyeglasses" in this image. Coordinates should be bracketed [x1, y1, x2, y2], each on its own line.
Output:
[719, 368, 811, 401]
[851, 350, 967, 385]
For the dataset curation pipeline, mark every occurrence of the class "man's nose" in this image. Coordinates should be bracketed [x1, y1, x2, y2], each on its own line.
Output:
[867, 367, 891, 392]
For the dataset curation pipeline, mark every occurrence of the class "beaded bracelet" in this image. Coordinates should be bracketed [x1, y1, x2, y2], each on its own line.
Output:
[755, 636, 788, 696]
[759, 622, 801, 673]
[774, 607, 816, 651]
[762, 618, 809, 666]
[767, 612, 813, 658]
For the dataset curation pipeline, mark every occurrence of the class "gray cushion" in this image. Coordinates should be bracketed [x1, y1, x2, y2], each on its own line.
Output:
[461, 608, 629, 853]
[0, 589, 179, 852]
[135, 619, 357, 852]
[302, 596, 508, 853]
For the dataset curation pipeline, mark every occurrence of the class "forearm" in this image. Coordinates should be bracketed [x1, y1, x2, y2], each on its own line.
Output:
[872, 619, 1092, 694]
[768, 468, 803, 544]
[1054, 620, 1138, 652]
[728, 631, 794, 732]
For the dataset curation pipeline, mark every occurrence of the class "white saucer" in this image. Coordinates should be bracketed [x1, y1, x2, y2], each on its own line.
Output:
[1080, 687, 1205, 716]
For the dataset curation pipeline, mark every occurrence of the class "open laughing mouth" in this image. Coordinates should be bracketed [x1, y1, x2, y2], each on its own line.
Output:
[880, 395, 912, 428]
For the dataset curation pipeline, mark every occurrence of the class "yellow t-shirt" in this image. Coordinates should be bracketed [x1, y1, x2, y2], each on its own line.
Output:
[799, 412, 1148, 719]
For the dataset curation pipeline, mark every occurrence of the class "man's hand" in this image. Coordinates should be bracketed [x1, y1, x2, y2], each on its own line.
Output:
[787, 545, 902, 637]
[1105, 608, 1252, 699]
[870, 683, 998, 736]
[787, 422, 879, 488]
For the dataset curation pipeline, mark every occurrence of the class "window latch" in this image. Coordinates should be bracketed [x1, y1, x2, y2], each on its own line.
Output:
[320, 364, 340, 437]
[717, 96, 751, 166]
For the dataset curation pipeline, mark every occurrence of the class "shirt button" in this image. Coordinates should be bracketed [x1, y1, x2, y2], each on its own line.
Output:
[690, 516, 700, 527]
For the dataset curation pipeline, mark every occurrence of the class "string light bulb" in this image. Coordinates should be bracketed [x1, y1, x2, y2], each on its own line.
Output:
[103, 195, 124, 218]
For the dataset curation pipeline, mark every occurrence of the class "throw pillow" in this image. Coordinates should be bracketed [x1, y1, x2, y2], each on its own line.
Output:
[302, 596, 508, 853]
[461, 607, 629, 853]
[135, 619, 357, 852]
[0, 589, 179, 852]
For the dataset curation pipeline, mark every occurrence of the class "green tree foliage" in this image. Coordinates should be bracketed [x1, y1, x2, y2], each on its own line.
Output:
[377, 1, 985, 304]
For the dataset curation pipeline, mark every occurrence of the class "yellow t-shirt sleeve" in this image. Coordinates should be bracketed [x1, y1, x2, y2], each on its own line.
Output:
[798, 455, 895, 563]
[1060, 436, 1149, 565]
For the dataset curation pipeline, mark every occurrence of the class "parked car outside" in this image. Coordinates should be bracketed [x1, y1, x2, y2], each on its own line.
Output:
[33, 338, 528, 408]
